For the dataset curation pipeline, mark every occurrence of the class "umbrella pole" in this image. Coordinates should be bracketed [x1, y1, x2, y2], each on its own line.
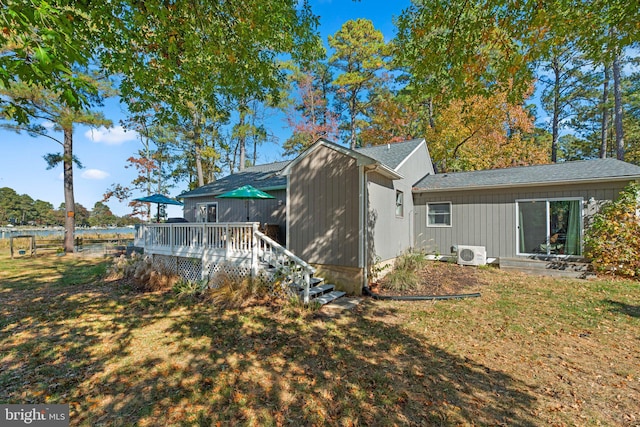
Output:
[246, 200, 249, 222]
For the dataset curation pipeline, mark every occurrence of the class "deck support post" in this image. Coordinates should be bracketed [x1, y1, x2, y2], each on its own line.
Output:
[303, 271, 310, 304]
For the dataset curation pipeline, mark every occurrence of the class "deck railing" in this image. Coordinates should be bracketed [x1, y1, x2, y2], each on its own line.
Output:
[135, 223, 314, 302]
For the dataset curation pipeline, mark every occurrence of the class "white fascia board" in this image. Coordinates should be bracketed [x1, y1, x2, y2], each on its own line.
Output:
[394, 138, 427, 171]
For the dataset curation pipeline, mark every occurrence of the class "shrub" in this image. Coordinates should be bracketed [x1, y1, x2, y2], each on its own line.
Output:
[108, 253, 179, 292]
[584, 182, 640, 278]
[107, 253, 141, 279]
[204, 269, 271, 309]
[382, 250, 428, 292]
[173, 278, 209, 299]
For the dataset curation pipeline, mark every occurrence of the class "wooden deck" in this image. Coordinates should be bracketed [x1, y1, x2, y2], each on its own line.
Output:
[135, 222, 325, 303]
[135, 222, 259, 263]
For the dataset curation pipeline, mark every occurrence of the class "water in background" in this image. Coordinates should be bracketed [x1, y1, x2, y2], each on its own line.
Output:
[0, 227, 136, 240]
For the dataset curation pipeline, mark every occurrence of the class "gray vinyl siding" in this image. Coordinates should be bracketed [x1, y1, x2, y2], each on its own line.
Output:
[413, 181, 629, 259]
[367, 142, 433, 262]
[367, 172, 407, 262]
[182, 190, 287, 241]
[289, 145, 360, 267]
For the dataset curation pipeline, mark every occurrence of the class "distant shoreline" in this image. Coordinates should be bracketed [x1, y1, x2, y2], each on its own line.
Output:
[0, 226, 135, 239]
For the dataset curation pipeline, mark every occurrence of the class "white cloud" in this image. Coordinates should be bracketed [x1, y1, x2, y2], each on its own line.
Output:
[84, 125, 138, 145]
[42, 121, 55, 129]
[81, 169, 110, 180]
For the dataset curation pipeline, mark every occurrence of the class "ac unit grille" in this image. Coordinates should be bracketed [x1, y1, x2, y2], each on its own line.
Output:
[459, 248, 475, 262]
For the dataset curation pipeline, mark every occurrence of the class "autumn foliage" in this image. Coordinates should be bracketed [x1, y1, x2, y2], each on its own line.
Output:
[426, 89, 550, 172]
[585, 182, 640, 278]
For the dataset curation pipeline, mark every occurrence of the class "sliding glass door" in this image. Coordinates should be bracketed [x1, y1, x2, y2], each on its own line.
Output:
[517, 198, 582, 256]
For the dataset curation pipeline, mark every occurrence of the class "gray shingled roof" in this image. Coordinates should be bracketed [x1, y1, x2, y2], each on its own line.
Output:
[414, 158, 640, 191]
[356, 139, 424, 170]
[182, 140, 425, 198]
[180, 161, 290, 198]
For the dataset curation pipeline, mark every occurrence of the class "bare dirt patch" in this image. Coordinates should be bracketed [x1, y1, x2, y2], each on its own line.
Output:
[373, 260, 485, 296]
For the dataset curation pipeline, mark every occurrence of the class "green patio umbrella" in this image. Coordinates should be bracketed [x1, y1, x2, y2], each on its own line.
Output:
[134, 193, 183, 222]
[216, 185, 275, 221]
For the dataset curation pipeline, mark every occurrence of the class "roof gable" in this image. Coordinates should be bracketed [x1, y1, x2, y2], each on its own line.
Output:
[414, 158, 640, 192]
[355, 139, 425, 170]
[280, 138, 403, 179]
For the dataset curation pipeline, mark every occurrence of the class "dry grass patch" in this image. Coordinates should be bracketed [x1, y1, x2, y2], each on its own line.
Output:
[1, 253, 639, 425]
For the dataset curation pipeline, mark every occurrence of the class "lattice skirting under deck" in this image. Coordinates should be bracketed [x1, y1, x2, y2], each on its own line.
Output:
[151, 254, 258, 283]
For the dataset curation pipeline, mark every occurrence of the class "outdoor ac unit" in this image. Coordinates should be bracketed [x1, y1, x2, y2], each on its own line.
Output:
[457, 245, 487, 266]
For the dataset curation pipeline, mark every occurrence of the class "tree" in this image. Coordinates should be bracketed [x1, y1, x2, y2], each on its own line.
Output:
[538, 38, 588, 163]
[32, 199, 55, 225]
[395, 0, 535, 107]
[425, 89, 549, 172]
[0, 187, 21, 224]
[0, 1, 100, 123]
[329, 19, 390, 149]
[0, 76, 111, 251]
[585, 182, 640, 277]
[283, 60, 339, 155]
[89, 202, 116, 227]
[97, 0, 321, 178]
[359, 89, 422, 146]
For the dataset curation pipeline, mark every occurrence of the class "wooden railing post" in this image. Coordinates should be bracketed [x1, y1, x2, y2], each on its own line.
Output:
[303, 271, 311, 304]
[225, 223, 231, 260]
[251, 223, 259, 278]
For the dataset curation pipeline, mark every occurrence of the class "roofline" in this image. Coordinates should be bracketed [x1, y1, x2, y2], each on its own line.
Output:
[412, 176, 640, 193]
[281, 138, 403, 180]
[180, 185, 287, 198]
[394, 139, 427, 171]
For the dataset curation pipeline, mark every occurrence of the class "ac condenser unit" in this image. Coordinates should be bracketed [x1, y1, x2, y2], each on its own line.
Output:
[457, 245, 487, 266]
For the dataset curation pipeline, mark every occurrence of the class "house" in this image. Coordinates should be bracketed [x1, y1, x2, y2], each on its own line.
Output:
[140, 138, 640, 295]
[412, 158, 640, 262]
[177, 138, 432, 293]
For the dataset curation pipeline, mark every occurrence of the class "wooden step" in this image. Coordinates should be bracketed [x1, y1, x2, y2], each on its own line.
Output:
[314, 290, 346, 305]
[301, 283, 334, 298]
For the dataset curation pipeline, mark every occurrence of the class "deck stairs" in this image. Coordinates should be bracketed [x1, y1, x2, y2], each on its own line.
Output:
[259, 260, 346, 306]
[499, 257, 594, 278]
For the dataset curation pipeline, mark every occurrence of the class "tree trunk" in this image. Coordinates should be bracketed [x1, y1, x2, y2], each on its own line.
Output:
[612, 52, 624, 160]
[349, 96, 357, 150]
[63, 127, 76, 253]
[194, 144, 205, 187]
[192, 111, 205, 187]
[428, 97, 435, 129]
[238, 108, 247, 171]
[551, 56, 560, 163]
[600, 63, 610, 158]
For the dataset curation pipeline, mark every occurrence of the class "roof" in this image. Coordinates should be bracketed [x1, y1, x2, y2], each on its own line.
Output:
[181, 139, 426, 198]
[414, 158, 640, 192]
[280, 138, 403, 180]
[355, 139, 425, 170]
[180, 161, 289, 198]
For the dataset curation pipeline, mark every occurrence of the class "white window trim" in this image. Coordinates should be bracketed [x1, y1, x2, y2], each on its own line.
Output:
[196, 202, 219, 223]
[515, 197, 583, 256]
[427, 201, 452, 228]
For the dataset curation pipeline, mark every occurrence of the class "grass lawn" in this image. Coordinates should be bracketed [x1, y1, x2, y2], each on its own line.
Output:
[1, 252, 639, 426]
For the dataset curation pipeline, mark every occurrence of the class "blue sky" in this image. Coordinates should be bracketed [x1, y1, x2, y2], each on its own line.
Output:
[0, 0, 411, 217]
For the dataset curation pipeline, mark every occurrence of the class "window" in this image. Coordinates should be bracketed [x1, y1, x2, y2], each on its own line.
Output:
[516, 198, 582, 256]
[395, 190, 404, 217]
[196, 202, 218, 223]
[427, 202, 451, 227]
